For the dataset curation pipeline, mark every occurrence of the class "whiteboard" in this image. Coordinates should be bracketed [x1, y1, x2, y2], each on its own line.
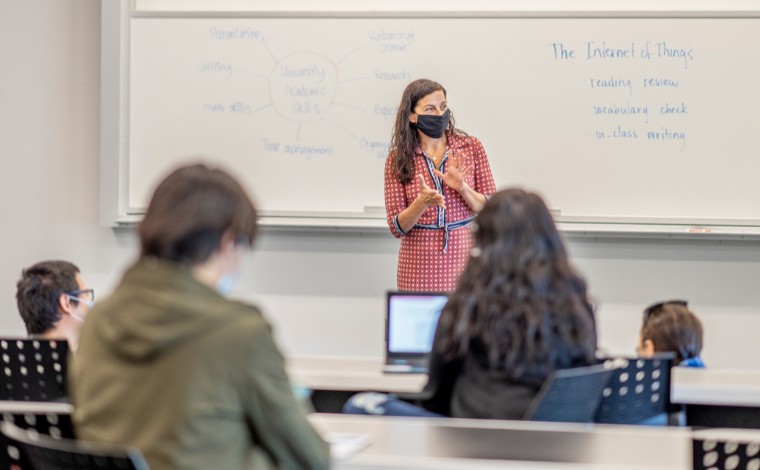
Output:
[127, 13, 760, 225]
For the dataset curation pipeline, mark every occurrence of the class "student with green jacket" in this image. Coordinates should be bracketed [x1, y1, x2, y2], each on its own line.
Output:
[71, 164, 330, 470]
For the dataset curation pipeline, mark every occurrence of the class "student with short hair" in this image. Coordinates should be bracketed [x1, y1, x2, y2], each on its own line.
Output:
[16, 260, 93, 349]
[71, 164, 329, 470]
[638, 300, 705, 368]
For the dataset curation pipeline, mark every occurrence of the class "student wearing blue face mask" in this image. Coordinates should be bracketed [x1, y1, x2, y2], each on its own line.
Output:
[71, 164, 329, 470]
[385, 78, 496, 292]
[16, 260, 93, 350]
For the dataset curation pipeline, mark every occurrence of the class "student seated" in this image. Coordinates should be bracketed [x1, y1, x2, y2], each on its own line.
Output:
[71, 164, 329, 470]
[346, 188, 598, 419]
[638, 300, 705, 368]
[15, 260, 93, 350]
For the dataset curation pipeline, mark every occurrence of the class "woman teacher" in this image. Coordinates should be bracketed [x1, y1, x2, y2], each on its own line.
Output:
[385, 79, 496, 291]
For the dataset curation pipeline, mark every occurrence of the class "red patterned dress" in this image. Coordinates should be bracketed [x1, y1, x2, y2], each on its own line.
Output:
[384, 132, 496, 292]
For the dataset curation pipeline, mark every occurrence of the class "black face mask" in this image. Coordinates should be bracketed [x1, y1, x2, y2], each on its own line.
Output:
[414, 109, 450, 139]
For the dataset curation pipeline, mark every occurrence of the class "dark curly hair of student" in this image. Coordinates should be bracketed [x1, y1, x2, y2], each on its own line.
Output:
[389, 79, 467, 185]
[435, 189, 598, 384]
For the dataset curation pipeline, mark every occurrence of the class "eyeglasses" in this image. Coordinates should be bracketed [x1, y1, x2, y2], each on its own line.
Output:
[234, 235, 253, 250]
[65, 289, 95, 303]
[643, 299, 687, 323]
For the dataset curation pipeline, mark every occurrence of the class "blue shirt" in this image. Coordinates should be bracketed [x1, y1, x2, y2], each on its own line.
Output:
[680, 356, 705, 368]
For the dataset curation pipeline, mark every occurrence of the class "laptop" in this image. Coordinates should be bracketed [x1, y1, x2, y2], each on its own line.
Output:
[383, 291, 448, 374]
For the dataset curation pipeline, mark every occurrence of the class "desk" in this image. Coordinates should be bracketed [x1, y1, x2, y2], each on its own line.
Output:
[671, 368, 760, 407]
[290, 359, 760, 406]
[288, 356, 425, 394]
[671, 368, 760, 429]
[290, 357, 760, 427]
[0, 401, 72, 414]
[309, 413, 692, 469]
[287, 356, 425, 412]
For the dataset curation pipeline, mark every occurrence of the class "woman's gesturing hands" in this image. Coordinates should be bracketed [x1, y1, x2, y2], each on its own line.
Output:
[433, 151, 472, 193]
[417, 174, 446, 209]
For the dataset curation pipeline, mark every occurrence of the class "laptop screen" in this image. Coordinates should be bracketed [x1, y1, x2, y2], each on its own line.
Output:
[387, 292, 448, 354]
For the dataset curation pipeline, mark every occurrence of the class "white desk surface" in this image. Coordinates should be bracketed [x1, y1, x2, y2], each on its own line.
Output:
[671, 367, 760, 407]
[310, 413, 692, 470]
[693, 427, 760, 443]
[287, 356, 426, 394]
[288, 356, 760, 407]
[0, 401, 72, 413]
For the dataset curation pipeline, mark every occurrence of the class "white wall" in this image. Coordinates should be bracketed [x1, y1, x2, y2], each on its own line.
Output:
[0, 1, 138, 327]
[2, 0, 759, 370]
[245, 231, 760, 370]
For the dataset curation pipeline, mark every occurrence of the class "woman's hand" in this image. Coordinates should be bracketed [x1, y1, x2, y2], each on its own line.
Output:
[416, 174, 446, 209]
[396, 174, 446, 234]
[433, 151, 472, 194]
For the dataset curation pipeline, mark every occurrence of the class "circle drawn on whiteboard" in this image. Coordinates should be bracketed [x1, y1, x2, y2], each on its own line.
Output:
[269, 52, 338, 123]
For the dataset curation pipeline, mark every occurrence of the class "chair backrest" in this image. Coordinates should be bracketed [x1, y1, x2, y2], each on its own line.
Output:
[593, 353, 675, 425]
[0, 401, 74, 470]
[0, 421, 150, 470]
[692, 429, 760, 470]
[524, 362, 618, 423]
[0, 339, 68, 401]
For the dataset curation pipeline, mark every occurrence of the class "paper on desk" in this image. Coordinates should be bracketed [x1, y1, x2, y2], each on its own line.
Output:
[326, 432, 372, 460]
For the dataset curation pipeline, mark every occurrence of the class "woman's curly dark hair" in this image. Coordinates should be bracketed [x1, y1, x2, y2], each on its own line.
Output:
[436, 188, 598, 383]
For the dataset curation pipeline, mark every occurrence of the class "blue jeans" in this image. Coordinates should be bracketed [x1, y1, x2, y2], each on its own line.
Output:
[343, 392, 443, 417]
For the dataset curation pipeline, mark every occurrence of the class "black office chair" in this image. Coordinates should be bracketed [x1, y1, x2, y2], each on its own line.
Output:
[524, 362, 618, 423]
[0, 421, 150, 470]
[0, 339, 69, 401]
[593, 353, 676, 425]
[692, 429, 760, 470]
[0, 401, 74, 470]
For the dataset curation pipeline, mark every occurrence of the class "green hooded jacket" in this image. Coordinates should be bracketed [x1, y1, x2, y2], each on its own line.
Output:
[70, 258, 330, 470]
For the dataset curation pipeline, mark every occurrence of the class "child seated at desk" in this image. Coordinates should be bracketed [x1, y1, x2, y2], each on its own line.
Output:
[346, 188, 598, 419]
[637, 300, 705, 368]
